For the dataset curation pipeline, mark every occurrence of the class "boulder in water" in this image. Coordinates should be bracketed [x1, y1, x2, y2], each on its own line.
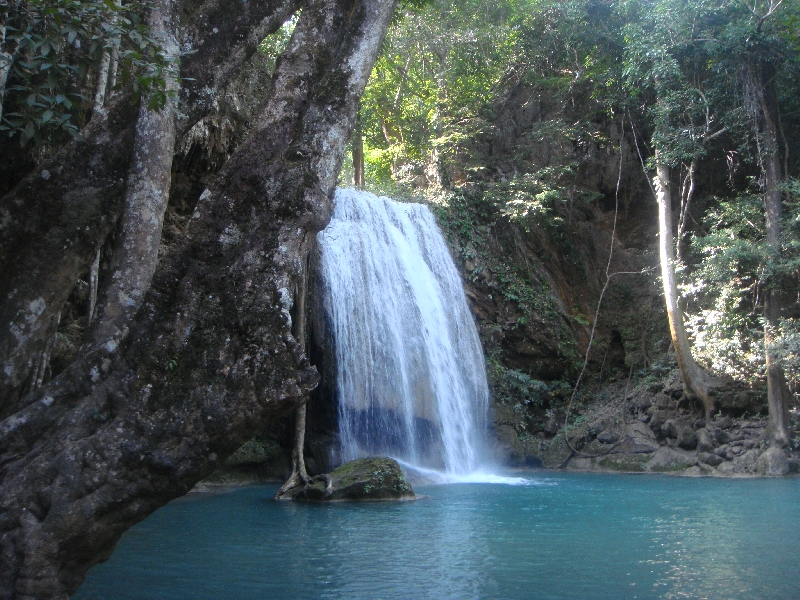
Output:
[291, 457, 415, 501]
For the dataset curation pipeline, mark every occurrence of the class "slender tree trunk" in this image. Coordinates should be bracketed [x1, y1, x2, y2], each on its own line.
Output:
[87, 247, 101, 327]
[654, 160, 716, 419]
[89, 0, 180, 348]
[92, 50, 112, 116]
[0, 1, 396, 595]
[107, 45, 119, 95]
[676, 158, 696, 263]
[352, 110, 364, 187]
[758, 64, 791, 447]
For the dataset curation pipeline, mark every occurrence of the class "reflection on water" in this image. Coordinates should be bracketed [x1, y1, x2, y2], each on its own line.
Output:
[75, 473, 800, 600]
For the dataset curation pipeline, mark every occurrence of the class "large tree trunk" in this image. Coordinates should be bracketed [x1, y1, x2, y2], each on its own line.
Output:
[0, 0, 396, 597]
[89, 0, 180, 349]
[654, 161, 716, 419]
[0, 0, 301, 419]
[0, 99, 139, 418]
[758, 63, 791, 448]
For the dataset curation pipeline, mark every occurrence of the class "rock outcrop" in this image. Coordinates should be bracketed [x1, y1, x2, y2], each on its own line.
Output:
[288, 457, 415, 501]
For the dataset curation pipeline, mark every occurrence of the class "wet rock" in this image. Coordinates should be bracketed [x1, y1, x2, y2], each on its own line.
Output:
[736, 448, 762, 473]
[647, 447, 693, 472]
[756, 448, 790, 477]
[699, 452, 724, 467]
[682, 465, 704, 477]
[677, 427, 698, 450]
[696, 428, 714, 453]
[524, 455, 544, 468]
[493, 424, 525, 466]
[717, 460, 736, 475]
[693, 419, 706, 429]
[292, 457, 415, 501]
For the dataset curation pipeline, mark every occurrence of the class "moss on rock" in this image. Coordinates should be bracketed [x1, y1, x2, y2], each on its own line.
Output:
[292, 457, 415, 502]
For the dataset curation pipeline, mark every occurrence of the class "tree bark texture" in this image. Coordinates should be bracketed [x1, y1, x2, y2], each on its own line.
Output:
[92, 50, 112, 116]
[654, 162, 716, 419]
[0, 0, 300, 418]
[0, 0, 396, 597]
[758, 62, 791, 448]
[0, 19, 11, 124]
[89, 0, 180, 349]
[0, 99, 139, 418]
[353, 111, 365, 187]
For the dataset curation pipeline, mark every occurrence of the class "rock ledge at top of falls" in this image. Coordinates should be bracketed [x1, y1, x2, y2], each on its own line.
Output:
[289, 457, 415, 502]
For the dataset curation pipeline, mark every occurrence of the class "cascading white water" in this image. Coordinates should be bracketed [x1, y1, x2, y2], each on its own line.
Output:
[317, 188, 489, 476]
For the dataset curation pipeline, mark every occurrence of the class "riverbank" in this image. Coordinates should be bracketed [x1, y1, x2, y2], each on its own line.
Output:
[494, 374, 800, 478]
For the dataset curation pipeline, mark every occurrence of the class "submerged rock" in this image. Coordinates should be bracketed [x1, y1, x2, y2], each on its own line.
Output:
[291, 457, 415, 501]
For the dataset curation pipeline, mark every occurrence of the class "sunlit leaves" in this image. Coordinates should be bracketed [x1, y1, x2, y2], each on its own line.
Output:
[1, 0, 177, 146]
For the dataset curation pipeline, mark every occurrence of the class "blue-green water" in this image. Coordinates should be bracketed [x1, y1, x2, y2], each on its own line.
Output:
[75, 472, 800, 599]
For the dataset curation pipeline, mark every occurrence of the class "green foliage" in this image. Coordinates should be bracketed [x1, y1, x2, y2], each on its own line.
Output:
[257, 13, 296, 72]
[489, 358, 570, 409]
[684, 181, 800, 382]
[1, 0, 177, 145]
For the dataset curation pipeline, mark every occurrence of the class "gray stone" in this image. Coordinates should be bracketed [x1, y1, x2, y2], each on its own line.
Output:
[699, 452, 724, 467]
[597, 430, 619, 444]
[677, 426, 698, 450]
[650, 410, 666, 433]
[635, 395, 652, 411]
[660, 420, 678, 438]
[736, 448, 762, 473]
[756, 448, 790, 477]
[717, 460, 736, 474]
[710, 427, 731, 445]
[713, 416, 733, 430]
[626, 421, 657, 441]
[696, 428, 714, 453]
[682, 465, 704, 477]
[655, 393, 671, 409]
[647, 447, 693, 472]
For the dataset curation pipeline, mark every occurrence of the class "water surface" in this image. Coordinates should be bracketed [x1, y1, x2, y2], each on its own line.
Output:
[75, 472, 800, 599]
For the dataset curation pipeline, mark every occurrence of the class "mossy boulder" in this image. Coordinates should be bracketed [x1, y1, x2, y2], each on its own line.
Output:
[293, 457, 415, 501]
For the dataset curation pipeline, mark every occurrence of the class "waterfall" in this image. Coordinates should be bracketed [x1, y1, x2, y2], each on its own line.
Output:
[317, 188, 489, 475]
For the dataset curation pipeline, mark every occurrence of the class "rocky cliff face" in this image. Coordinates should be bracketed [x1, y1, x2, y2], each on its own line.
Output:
[426, 78, 788, 470]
